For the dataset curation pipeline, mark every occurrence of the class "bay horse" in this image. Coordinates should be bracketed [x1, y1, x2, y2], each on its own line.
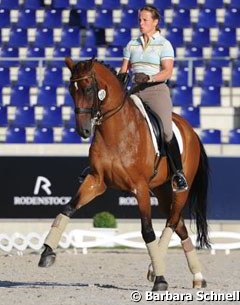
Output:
[38, 57, 210, 291]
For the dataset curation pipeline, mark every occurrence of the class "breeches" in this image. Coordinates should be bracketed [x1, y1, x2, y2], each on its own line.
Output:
[134, 83, 173, 142]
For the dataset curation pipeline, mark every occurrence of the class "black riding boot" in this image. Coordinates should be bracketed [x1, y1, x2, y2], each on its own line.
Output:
[166, 135, 189, 192]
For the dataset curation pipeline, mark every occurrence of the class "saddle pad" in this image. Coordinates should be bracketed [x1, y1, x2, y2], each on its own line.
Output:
[130, 94, 183, 155]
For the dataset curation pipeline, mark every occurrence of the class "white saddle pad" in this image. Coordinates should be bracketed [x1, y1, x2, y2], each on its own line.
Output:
[130, 94, 183, 155]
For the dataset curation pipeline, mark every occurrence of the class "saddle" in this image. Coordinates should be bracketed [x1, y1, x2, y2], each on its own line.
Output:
[143, 103, 166, 156]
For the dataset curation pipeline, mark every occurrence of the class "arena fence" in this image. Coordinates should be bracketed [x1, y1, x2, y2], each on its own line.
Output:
[1, 230, 240, 255]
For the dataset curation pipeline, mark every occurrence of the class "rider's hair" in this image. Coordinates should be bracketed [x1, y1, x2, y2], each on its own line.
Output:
[139, 5, 161, 31]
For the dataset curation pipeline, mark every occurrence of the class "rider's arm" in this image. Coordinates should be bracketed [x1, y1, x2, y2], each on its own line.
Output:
[150, 59, 174, 82]
[119, 59, 130, 74]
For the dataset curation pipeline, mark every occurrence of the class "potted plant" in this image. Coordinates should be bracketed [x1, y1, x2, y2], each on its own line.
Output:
[92, 211, 118, 247]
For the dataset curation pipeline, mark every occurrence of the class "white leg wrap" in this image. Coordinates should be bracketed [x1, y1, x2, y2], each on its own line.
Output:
[181, 237, 202, 274]
[146, 239, 163, 276]
[44, 213, 70, 249]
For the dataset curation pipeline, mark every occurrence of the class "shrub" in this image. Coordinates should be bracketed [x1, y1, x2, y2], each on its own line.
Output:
[93, 211, 117, 228]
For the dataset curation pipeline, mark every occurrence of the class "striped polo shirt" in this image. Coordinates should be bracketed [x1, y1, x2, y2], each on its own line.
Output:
[123, 31, 174, 75]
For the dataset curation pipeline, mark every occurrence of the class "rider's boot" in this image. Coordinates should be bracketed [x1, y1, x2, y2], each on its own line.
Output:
[165, 135, 189, 192]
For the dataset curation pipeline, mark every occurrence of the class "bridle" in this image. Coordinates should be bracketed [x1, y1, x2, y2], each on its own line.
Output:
[70, 71, 127, 126]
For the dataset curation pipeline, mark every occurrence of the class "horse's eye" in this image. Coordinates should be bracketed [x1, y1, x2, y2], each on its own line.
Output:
[84, 86, 92, 95]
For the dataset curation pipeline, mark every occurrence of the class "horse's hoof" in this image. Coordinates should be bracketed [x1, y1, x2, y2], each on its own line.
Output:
[152, 276, 168, 291]
[193, 279, 207, 289]
[147, 264, 155, 282]
[38, 246, 56, 268]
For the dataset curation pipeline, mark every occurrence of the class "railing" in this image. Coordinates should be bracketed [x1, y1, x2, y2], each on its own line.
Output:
[1, 230, 240, 254]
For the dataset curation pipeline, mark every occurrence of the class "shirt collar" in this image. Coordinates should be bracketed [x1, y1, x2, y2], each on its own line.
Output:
[139, 31, 161, 45]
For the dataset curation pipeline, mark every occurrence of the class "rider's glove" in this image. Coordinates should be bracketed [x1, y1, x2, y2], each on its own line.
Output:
[134, 73, 155, 84]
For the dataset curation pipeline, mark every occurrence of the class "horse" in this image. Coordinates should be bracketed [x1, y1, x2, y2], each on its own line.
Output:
[38, 57, 210, 291]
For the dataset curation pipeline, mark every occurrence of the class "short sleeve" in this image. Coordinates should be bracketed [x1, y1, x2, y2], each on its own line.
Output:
[161, 40, 175, 60]
[123, 41, 131, 60]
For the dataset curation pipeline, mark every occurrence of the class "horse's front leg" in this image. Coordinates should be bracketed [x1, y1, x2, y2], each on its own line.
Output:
[38, 173, 106, 267]
[135, 184, 169, 291]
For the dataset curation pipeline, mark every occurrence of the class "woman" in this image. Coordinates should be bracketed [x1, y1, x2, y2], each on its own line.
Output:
[119, 5, 188, 192]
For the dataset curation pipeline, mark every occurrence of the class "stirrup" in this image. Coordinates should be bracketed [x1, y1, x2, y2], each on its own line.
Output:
[171, 171, 189, 193]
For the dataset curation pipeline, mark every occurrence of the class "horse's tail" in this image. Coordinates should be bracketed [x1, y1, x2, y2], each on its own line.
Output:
[188, 135, 211, 249]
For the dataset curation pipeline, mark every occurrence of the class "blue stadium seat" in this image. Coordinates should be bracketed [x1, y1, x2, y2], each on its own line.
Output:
[33, 127, 54, 143]
[127, 0, 146, 9]
[52, 0, 69, 8]
[111, 28, 131, 47]
[95, 9, 113, 28]
[17, 66, 37, 86]
[224, 8, 240, 27]
[101, 0, 121, 9]
[0, 47, 19, 67]
[10, 86, 31, 106]
[0, 87, 2, 106]
[217, 27, 236, 47]
[210, 46, 229, 67]
[185, 46, 203, 67]
[63, 90, 73, 106]
[203, 0, 223, 9]
[50, 47, 71, 67]
[200, 129, 221, 144]
[232, 65, 240, 87]
[202, 66, 223, 86]
[8, 28, 28, 47]
[105, 47, 123, 68]
[0, 67, 10, 86]
[16, 9, 37, 28]
[34, 28, 54, 47]
[61, 127, 82, 143]
[200, 86, 221, 106]
[228, 129, 240, 144]
[38, 106, 63, 127]
[64, 107, 75, 127]
[69, 9, 87, 28]
[0, 0, 19, 8]
[37, 86, 57, 106]
[191, 28, 210, 47]
[0, 9, 10, 27]
[5, 127, 26, 143]
[177, 0, 197, 9]
[197, 8, 217, 28]
[73, 0, 95, 9]
[42, 9, 62, 28]
[229, 0, 240, 9]
[24, 0, 44, 9]
[26, 47, 45, 67]
[59, 27, 81, 47]
[181, 106, 200, 127]
[165, 27, 183, 47]
[172, 86, 193, 106]
[152, 0, 171, 10]
[43, 67, 63, 86]
[11, 106, 35, 127]
[176, 66, 195, 86]
[79, 47, 97, 58]
[172, 9, 191, 28]
[0, 106, 8, 126]
[121, 9, 138, 28]
[84, 28, 106, 46]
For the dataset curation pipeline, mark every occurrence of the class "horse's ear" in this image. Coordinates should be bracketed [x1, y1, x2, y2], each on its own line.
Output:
[65, 57, 74, 71]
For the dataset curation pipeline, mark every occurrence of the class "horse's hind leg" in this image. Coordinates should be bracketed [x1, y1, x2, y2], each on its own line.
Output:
[38, 173, 106, 267]
[175, 217, 207, 288]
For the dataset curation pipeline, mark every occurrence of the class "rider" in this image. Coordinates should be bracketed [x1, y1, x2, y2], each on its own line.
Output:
[118, 5, 188, 192]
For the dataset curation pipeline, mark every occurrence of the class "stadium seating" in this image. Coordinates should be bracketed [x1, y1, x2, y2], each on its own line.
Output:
[43, 67, 63, 86]
[232, 65, 240, 87]
[34, 28, 54, 48]
[172, 86, 193, 106]
[8, 28, 28, 47]
[165, 27, 184, 47]
[61, 127, 82, 143]
[127, 0, 146, 10]
[101, 0, 121, 9]
[73, 0, 95, 9]
[52, 0, 69, 9]
[0, 0, 19, 9]
[37, 86, 57, 106]
[95, 9, 113, 29]
[10, 86, 31, 106]
[191, 28, 210, 47]
[197, 8, 217, 28]
[23, 0, 44, 9]
[176, 66, 195, 86]
[17, 66, 37, 87]
[0, 47, 19, 67]
[63, 90, 73, 106]
[228, 129, 240, 144]
[172, 9, 191, 28]
[111, 28, 131, 47]
[0, 67, 10, 86]
[203, 0, 224, 9]
[38, 106, 63, 127]
[229, 0, 240, 9]
[210, 47, 229, 67]
[16, 9, 37, 28]
[121, 9, 138, 28]
[224, 8, 240, 28]
[84, 28, 106, 47]
[51, 47, 71, 67]
[0, 87, 2, 106]
[0, 106, 8, 126]
[69, 9, 87, 28]
[42, 9, 62, 28]
[217, 27, 236, 47]
[177, 0, 197, 9]
[202, 66, 223, 86]
[59, 27, 81, 48]
[33, 127, 54, 143]
[26, 47, 45, 68]
[200, 129, 221, 144]
[5, 127, 26, 143]
[152, 0, 171, 10]
[105, 47, 123, 67]
[11, 106, 35, 127]
[200, 86, 221, 106]
[0, 9, 10, 27]
[185, 46, 203, 67]
[181, 106, 200, 127]
[64, 108, 75, 128]
[79, 47, 98, 58]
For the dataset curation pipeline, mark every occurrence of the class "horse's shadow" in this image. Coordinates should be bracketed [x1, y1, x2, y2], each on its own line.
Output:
[0, 280, 134, 291]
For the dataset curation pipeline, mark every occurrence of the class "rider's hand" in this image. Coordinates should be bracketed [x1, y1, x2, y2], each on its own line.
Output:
[134, 73, 150, 84]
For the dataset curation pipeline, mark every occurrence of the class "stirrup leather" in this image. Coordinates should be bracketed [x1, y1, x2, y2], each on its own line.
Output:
[171, 171, 189, 193]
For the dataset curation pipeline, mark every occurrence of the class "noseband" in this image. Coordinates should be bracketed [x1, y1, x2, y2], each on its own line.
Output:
[70, 71, 127, 126]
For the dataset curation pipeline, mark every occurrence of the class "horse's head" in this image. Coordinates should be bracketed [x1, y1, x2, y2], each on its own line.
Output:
[66, 57, 126, 138]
